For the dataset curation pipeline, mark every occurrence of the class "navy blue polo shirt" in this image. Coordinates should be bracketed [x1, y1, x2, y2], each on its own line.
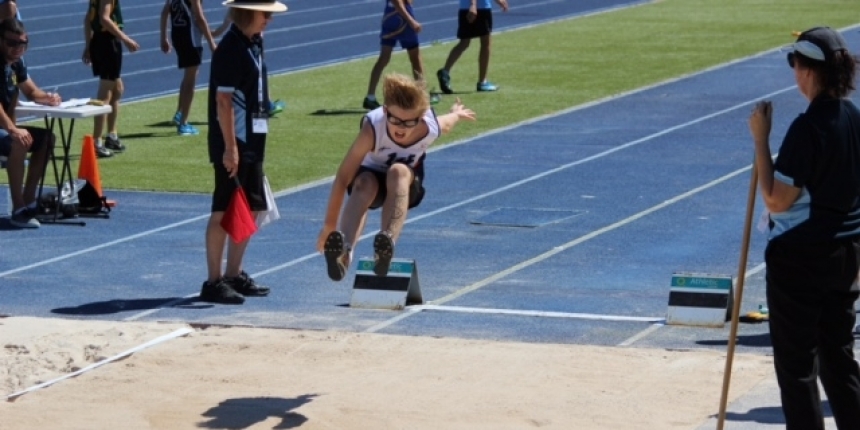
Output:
[2, 58, 27, 117]
[207, 25, 270, 164]
[770, 95, 860, 242]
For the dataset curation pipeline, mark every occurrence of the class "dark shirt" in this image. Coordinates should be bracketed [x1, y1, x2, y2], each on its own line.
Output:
[207, 25, 270, 164]
[2, 58, 27, 119]
[771, 94, 860, 242]
[87, 0, 123, 33]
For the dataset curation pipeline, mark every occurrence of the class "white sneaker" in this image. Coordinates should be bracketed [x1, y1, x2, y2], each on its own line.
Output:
[10, 207, 39, 228]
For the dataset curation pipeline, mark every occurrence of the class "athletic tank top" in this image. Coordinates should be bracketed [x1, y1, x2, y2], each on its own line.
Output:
[169, 0, 203, 46]
[360, 107, 439, 172]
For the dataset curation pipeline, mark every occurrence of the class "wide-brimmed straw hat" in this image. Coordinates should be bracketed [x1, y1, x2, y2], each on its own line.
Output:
[222, 0, 287, 13]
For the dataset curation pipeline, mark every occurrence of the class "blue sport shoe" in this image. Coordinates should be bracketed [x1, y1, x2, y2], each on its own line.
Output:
[172, 111, 182, 125]
[477, 81, 499, 92]
[268, 99, 286, 116]
[178, 123, 200, 136]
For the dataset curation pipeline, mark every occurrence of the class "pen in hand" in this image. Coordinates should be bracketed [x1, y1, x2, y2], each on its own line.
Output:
[42, 86, 61, 106]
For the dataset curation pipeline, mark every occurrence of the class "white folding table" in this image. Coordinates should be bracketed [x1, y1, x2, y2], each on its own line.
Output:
[16, 102, 112, 225]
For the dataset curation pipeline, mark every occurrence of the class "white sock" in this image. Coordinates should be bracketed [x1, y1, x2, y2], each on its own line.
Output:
[96, 138, 104, 148]
[26, 201, 37, 210]
[365, 95, 376, 101]
[108, 132, 118, 140]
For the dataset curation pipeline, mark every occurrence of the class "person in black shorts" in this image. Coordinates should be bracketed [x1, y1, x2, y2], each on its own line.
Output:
[82, 0, 139, 158]
[436, 0, 508, 94]
[0, 18, 59, 228]
[200, 0, 286, 305]
[160, 0, 216, 136]
[748, 26, 860, 429]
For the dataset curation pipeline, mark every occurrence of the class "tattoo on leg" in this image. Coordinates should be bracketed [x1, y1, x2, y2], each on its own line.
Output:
[386, 191, 408, 236]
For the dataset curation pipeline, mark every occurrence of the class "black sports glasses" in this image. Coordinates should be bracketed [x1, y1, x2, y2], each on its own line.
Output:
[386, 111, 421, 128]
[4, 38, 28, 49]
[787, 51, 796, 68]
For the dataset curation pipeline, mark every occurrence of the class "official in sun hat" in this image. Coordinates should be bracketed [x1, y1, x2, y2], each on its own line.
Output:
[222, 0, 287, 12]
[200, 0, 285, 305]
[749, 24, 860, 430]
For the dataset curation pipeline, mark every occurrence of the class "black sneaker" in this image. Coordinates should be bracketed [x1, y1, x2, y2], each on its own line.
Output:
[436, 69, 453, 94]
[96, 145, 113, 158]
[104, 136, 125, 152]
[324, 230, 349, 281]
[199, 279, 245, 304]
[373, 231, 394, 277]
[225, 271, 270, 296]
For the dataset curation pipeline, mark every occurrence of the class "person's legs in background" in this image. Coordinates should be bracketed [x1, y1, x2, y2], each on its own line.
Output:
[476, 33, 497, 91]
[437, 38, 470, 95]
[364, 45, 394, 110]
[176, 64, 200, 135]
[102, 77, 124, 152]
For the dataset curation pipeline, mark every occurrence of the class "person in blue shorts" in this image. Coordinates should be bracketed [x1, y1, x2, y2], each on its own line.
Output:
[363, 0, 435, 110]
[160, 0, 217, 136]
[436, 0, 508, 94]
[200, 0, 286, 304]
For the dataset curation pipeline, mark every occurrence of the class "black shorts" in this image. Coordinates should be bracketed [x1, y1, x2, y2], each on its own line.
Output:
[90, 32, 123, 81]
[457, 8, 493, 40]
[0, 126, 54, 156]
[211, 161, 267, 213]
[172, 34, 203, 69]
[348, 165, 425, 210]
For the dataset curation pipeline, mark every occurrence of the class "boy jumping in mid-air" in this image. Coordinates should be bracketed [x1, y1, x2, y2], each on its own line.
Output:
[319, 73, 475, 280]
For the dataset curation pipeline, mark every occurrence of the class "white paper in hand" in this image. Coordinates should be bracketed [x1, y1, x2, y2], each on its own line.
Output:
[256, 176, 280, 228]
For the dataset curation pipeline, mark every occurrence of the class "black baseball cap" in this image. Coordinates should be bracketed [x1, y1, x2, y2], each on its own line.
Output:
[791, 26, 848, 62]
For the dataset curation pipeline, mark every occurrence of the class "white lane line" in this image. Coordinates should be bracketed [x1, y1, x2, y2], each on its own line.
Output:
[365, 163, 758, 334]
[0, 215, 208, 278]
[5, 327, 194, 401]
[415, 305, 665, 322]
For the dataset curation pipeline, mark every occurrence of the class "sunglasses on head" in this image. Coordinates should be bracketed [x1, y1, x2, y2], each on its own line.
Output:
[386, 110, 421, 128]
[4, 38, 28, 49]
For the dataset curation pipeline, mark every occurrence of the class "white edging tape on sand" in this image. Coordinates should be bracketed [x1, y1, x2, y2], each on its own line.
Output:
[415, 304, 665, 323]
[5, 327, 194, 402]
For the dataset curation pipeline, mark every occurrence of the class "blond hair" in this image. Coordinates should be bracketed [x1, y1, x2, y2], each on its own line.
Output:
[382, 73, 429, 112]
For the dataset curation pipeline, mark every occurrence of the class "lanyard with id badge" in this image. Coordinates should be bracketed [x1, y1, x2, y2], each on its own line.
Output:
[249, 46, 268, 134]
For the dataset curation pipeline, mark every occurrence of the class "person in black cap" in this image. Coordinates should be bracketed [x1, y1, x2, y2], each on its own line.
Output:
[749, 26, 860, 429]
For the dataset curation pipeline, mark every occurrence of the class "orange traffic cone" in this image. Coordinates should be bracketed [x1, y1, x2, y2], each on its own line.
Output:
[77, 134, 103, 197]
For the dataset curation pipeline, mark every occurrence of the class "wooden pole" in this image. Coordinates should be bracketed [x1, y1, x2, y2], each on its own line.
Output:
[717, 163, 758, 430]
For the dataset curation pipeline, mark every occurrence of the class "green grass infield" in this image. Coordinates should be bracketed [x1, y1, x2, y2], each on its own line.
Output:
[13, 0, 860, 193]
